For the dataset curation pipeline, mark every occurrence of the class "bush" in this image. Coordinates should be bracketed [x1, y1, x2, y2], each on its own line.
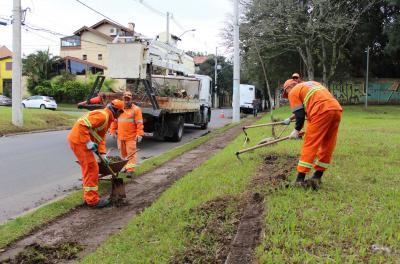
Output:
[64, 80, 90, 103]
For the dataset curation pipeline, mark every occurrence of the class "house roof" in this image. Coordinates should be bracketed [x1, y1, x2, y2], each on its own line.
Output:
[193, 56, 208, 65]
[0, 46, 12, 59]
[64, 56, 107, 70]
[73, 26, 113, 41]
[90, 19, 133, 34]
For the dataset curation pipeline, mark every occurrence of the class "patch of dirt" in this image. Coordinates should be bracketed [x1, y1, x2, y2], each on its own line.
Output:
[169, 196, 242, 264]
[1, 242, 81, 264]
[225, 154, 297, 264]
[0, 119, 255, 264]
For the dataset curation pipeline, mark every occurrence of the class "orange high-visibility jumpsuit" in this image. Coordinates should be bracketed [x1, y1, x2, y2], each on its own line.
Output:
[110, 104, 144, 173]
[67, 108, 114, 206]
[288, 81, 343, 173]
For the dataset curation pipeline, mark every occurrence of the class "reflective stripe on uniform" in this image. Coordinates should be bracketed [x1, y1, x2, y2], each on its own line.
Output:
[298, 160, 313, 168]
[303, 86, 323, 110]
[88, 110, 109, 143]
[125, 163, 136, 169]
[315, 160, 330, 168]
[83, 186, 98, 192]
[135, 119, 143, 123]
[118, 118, 135, 123]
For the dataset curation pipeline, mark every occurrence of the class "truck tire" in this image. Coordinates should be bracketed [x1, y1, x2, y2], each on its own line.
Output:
[165, 116, 184, 142]
[200, 122, 208, 130]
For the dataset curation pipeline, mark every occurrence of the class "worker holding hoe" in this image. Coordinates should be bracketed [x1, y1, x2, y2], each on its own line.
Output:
[282, 79, 342, 188]
[68, 99, 124, 208]
[110, 91, 144, 178]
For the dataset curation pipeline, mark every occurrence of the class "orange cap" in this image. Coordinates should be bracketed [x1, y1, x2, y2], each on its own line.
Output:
[282, 79, 298, 99]
[111, 99, 124, 110]
[123, 91, 132, 99]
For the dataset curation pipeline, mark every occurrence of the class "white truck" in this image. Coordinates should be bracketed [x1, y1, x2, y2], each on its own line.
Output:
[239, 84, 264, 113]
[79, 41, 212, 142]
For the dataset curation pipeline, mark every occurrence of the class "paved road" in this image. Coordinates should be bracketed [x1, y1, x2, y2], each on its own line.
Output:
[0, 109, 233, 223]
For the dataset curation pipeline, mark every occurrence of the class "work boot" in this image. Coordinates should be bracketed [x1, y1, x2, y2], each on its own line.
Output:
[93, 198, 110, 208]
[310, 170, 323, 186]
[291, 172, 306, 187]
[126, 171, 134, 178]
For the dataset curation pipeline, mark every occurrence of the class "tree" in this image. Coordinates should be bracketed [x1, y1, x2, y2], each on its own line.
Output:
[196, 55, 233, 100]
[22, 49, 62, 94]
[225, 0, 377, 84]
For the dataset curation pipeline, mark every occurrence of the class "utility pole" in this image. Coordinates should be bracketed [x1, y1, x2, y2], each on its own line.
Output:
[365, 46, 370, 109]
[214, 47, 218, 108]
[166, 12, 170, 45]
[232, 0, 240, 122]
[12, 0, 23, 127]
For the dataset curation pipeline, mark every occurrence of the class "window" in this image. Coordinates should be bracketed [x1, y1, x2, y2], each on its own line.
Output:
[5, 62, 12, 71]
[98, 54, 102, 60]
[61, 35, 81, 47]
[82, 54, 87, 60]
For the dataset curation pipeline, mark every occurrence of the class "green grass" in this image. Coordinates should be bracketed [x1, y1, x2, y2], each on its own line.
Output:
[56, 103, 88, 112]
[0, 121, 241, 249]
[81, 106, 400, 263]
[257, 106, 400, 263]
[80, 116, 265, 263]
[0, 106, 77, 135]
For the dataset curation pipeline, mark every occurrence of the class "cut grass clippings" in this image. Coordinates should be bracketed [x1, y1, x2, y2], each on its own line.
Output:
[81, 106, 400, 263]
[0, 120, 242, 250]
[0, 106, 77, 135]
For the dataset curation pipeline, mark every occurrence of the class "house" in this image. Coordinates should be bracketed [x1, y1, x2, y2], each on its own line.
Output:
[193, 56, 208, 72]
[0, 46, 12, 96]
[60, 19, 135, 75]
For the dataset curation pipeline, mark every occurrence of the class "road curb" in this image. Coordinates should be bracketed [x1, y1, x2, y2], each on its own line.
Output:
[0, 127, 72, 137]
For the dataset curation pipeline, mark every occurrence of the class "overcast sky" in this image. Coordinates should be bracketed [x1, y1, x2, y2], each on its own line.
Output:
[0, 0, 232, 57]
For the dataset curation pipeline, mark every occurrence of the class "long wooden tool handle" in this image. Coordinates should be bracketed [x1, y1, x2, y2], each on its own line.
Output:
[236, 136, 290, 155]
[243, 121, 285, 130]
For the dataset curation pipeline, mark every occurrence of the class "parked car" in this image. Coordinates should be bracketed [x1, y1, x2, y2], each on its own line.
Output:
[21, 95, 57, 110]
[0, 95, 12, 106]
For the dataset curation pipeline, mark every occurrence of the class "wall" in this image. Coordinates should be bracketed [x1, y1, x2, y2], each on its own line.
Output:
[329, 79, 400, 104]
[0, 57, 12, 94]
[60, 31, 108, 69]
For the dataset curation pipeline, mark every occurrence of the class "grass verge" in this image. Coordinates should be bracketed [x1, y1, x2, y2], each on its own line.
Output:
[56, 103, 87, 112]
[80, 116, 268, 263]
[0, 121, 241, 249]
[256, 106, 400, 263]
[81, 106, 400, 263]
[0, 106, 77, 135]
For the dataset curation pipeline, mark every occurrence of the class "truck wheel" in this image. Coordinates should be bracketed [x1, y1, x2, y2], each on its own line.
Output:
[165, 117, 184, 142]
[200, 122, 208, 130]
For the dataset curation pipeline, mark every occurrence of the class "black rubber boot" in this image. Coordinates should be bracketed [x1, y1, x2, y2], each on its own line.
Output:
[295, 172, 306, 183]
[311, 170, 323, 185]
[94, 198, 110, 208]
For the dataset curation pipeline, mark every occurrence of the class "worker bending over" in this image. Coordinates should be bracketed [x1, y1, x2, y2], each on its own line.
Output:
[110, 91, 144, 178]
[68, 99, 124, 208]
[282, 80, 342, 188]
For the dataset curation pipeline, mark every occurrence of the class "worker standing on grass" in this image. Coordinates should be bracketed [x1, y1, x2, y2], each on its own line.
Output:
[282, 80, 342, 188]
[68, 99, 124, 208]
[110, 91, 144, 178]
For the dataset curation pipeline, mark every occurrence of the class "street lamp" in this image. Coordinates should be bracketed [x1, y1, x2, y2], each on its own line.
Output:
[178, 29, 196, 39]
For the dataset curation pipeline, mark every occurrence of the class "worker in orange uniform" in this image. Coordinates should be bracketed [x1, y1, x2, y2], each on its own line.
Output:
[282, 80, 342, 188]
[110, 91, 144, 178]
[68, 99, 124, 208]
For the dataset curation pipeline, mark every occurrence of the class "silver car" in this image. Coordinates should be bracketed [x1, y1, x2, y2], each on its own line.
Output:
[0, 95, 12, 106]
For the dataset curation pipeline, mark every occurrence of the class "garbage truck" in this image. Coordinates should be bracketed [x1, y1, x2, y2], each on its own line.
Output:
[78, 40, 212, 142]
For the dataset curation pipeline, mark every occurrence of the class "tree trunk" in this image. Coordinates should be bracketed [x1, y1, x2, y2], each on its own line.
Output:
[321, 37, 328, 85]
[305, 39, 314, 80]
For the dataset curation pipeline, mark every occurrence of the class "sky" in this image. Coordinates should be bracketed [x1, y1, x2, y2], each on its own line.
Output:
[0, 0, 233, 57]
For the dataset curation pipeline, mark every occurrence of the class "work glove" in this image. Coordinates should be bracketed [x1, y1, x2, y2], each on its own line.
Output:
[86, 141, 98, 152]
[100, 154, 109, 165]
[136, 136, 143, 143]
[289, 129, 300, 139]
[282, 118, 291, 125]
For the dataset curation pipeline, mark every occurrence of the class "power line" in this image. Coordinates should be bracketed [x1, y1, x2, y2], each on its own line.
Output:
[74, 0, 122, 26]
[132, 0, 165, 17]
